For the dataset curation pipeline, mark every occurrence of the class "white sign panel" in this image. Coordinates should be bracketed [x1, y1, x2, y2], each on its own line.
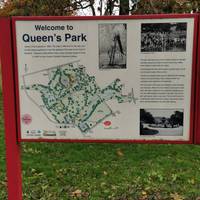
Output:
[14, 17, 195, 141]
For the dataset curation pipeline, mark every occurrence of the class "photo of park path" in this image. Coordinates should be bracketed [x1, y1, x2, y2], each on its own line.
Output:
[140, 109, 183, 136]
[142, 123, 183, 136]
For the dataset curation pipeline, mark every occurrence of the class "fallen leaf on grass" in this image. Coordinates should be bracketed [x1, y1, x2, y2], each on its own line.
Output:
[70, 189, 89, 198]
[0, 180, 6, 187]
[101, 182, 106, 187]
[142, 191, 147, 195]
[170, 193, 184, 200]
[139, 191, 148, 200]
[103, 171, 108, 176]
[70, 189, 82, 197]
[116, 148, 124, 157]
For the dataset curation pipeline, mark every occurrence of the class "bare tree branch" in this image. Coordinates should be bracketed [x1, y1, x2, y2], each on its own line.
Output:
[104, 0, 118, 15]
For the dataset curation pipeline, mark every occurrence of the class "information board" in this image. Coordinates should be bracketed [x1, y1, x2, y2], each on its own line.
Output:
[12, 15, 197, 142]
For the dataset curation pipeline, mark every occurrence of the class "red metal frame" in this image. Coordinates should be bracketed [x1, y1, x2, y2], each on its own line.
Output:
[194, 14, 200, 144]
[11, 14, 198, 144]
[0, 13, 199, 200]
[0, 18, 22, 200]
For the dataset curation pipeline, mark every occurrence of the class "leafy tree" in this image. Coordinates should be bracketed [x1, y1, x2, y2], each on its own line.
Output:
[132, 0, 200, 14]
[0, 0, 73, 16]
[169, 110, 183, 126]
[1, 0, 200, 16]
[76, 0, 137, 15]
[0, 0, 132, 16]
[140, 109, 155, 124]
[120, 0, 129, 15]
[161, 117, 166, 124]
[72, 0, 120, 16]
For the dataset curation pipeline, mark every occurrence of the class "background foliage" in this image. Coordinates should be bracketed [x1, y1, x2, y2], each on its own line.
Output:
[1, 0, 200, 16]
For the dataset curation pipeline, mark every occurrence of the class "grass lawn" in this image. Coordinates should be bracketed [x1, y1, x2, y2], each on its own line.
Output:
[0, 93, 200, 200]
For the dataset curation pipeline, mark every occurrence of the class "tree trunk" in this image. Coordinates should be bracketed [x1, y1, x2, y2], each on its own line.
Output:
[120, 0, 129, 15]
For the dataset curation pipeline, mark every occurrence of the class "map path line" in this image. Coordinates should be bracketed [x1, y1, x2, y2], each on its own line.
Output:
[22, 75, 58, 124]
[23, 60, 80, 77]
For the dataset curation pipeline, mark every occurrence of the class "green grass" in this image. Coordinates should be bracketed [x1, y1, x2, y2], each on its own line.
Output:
[0, 97, 6, 200]
[0, 93, 200, 199]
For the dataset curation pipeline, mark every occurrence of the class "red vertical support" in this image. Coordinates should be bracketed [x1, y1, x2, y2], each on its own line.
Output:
[195, 14, 200, 144]
[0, 18, 23, 200]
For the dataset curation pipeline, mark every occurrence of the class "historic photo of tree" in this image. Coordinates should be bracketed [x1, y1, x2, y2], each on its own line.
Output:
[99, 23, 127, 69]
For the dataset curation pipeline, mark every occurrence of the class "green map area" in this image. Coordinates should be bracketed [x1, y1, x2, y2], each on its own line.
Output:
[24, 62, 136, 133]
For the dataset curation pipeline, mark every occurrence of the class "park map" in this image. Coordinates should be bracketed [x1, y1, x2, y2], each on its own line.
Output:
[23, 62, 136, 133]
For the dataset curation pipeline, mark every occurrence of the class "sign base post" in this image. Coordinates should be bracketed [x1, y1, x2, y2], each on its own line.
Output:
[0, 17, 23, 200]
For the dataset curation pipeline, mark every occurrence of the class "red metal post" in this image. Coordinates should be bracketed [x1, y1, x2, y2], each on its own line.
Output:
[0, 17, 23, 200]
[195, 14, 200, 144]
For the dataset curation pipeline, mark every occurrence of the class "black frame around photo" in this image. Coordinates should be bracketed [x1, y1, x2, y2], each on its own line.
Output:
[141, 22, 187, 52]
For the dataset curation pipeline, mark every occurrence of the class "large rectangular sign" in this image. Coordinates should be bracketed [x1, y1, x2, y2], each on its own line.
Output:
[12, 15, 198, 143]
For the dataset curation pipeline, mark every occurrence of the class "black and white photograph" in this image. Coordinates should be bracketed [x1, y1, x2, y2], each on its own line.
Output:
[140, 109, 184, 136]
[99, 23, 127, 69]
[141, 22, 187, 52]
